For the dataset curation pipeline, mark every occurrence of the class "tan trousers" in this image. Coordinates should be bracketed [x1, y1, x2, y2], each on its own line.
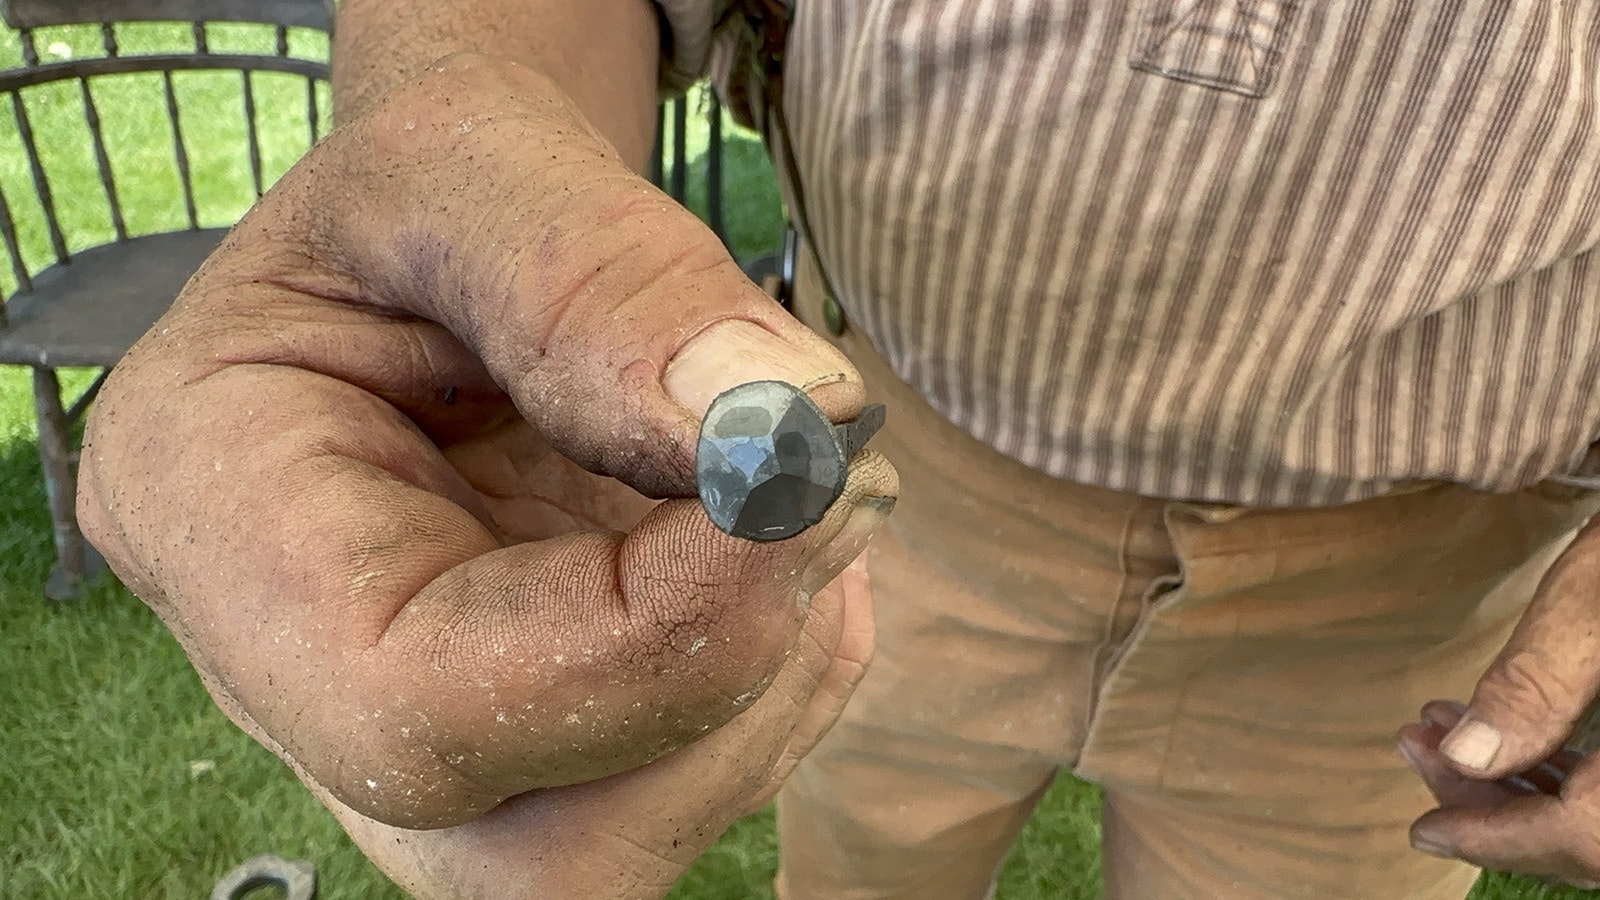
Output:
[776, 256, 1600, 899]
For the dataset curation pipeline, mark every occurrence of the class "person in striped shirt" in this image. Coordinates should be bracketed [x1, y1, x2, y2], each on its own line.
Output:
[76, 0, 1600, 897]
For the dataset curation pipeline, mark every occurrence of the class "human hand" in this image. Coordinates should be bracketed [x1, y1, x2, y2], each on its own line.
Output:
[1398, 514, 1600, 889]
[319, 553, 877, 900]
[76, 51, 897, 834]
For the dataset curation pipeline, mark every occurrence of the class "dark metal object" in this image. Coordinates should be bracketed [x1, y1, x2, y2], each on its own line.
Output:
[210, 854, 317, 900]
[651, 92, 742, 258]
[834, 401, 885, 462]
[697, 380, 885, 542]
[0, 0, 332, 600]
[4, 0, 332, 29]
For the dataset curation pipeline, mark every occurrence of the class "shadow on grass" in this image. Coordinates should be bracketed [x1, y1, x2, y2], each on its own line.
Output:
[0, 422, 55, 593]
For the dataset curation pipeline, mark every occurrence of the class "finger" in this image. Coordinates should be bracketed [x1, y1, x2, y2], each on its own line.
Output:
[1410, 794, 1570, 879]
[237, 51, 864, 498]
[1420, 698, 1468, 730]
[1437, 513, 1600, 780]
[1417, 700, 1582, 797]
[746, 550, 877, 813]
[1399, 721, 1533, 809]
[315, 548, 879, 900]
[373, 460, 895, 810]
[1409, 760, 1600, 888]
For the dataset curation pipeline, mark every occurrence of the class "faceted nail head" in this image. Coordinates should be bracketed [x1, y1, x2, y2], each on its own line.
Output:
[697, 380, 847, 542]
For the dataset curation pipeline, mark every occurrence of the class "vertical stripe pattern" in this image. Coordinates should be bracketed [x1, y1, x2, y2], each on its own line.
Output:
[675, 0, 1600, 506]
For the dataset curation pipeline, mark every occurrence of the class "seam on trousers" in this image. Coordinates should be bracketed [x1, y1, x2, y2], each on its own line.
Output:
[1080, 507, 1146, 765]
[1097, 506, 1141, 657]
[1074, 568, 1185, 772]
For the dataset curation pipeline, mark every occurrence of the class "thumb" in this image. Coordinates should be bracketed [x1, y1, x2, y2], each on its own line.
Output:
[275, 51, 859, 497]
[1440, 515, 1600, 778]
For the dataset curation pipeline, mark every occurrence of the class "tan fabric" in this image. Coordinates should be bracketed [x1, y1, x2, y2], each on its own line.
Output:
[771, 255, 1600, 898]
[654, 0, 724, 94]
[658, 0, 1600, 506]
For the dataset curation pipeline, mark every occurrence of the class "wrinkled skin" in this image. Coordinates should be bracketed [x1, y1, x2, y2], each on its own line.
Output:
[77, 54, 896, 897]
[1401, 511, 1600, 889]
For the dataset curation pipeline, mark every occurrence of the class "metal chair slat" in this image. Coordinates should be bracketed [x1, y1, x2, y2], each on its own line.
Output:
[707, 94, 725, 245]
[162, 70, 198, 229]
[305, 75, 318, 144]
[242, 70, 263, 198]
[649, 104, 665, 188]
[0, 185, 32, 300]
[10, 91, 67, 264]
[670, 99, 689, 202]
[79, 78, 129, 241]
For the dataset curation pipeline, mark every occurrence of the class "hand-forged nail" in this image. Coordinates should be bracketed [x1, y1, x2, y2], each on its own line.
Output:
[696, 380, 886, 542]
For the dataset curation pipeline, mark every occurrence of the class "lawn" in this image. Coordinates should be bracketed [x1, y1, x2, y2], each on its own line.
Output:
[0, 18, 1589, 900]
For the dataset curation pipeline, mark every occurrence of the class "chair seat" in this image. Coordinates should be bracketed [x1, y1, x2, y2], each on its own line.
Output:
[0, 228, 228, 368]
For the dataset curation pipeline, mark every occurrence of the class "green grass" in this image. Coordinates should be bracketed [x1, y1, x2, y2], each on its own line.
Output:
[0, 19, 1590, 900]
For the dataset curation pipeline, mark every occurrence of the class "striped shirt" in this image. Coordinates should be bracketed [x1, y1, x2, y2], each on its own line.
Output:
[659, 0, 1600, 506]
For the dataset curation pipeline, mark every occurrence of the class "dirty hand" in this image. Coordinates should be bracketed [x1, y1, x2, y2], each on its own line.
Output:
[1398, 513, 1600, 889]
[325, 553, 875, 900]
[76, 50, 897, 842]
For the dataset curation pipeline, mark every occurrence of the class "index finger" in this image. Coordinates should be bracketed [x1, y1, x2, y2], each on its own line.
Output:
[1411, 753, 1600, 887]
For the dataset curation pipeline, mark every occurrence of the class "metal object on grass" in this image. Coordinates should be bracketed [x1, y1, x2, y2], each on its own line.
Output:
[210, 854, 317, 900]
[697, 380, 885, 542]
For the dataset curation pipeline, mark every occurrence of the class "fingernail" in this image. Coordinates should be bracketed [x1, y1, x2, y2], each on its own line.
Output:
[1440, 718, 1502, 772]
[1411, 832, 1455, 859]
[799, 497, 894, 596]
[664, 319, 848, 417]
[1396, 740, 1424, 776]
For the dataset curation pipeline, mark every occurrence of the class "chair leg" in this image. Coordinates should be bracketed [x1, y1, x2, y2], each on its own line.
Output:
[32, 366, 86, 601]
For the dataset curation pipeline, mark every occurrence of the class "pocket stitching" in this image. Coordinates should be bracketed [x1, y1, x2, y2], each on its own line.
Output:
[1128, 0, 1303, 99]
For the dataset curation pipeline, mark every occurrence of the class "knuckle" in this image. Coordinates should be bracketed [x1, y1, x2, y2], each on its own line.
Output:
[1482, 648, 1582, 722]
[516, 187, 733, 344]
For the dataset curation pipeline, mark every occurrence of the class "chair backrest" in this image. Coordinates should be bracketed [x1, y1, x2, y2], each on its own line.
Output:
[652, 93, 729, 247]
[0, 0, 331, 321]
[1, 0, 333, 30]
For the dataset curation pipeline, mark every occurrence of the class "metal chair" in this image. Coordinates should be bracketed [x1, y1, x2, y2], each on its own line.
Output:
[652, 92, 782, 289]
[653, 94, 729, 244]
[0, 0, 332, 600]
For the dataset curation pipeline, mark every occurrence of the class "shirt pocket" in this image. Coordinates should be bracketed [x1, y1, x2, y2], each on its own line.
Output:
[1129, 0, 1303, 98]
